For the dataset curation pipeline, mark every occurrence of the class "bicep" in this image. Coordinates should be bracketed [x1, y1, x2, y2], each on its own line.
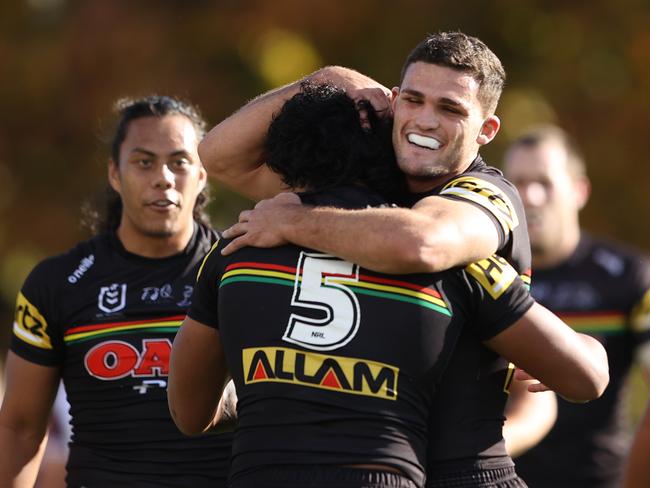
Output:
[413, 196, 500, 267]
[0, 352, 60, 434]
[168, 317, 229, 435]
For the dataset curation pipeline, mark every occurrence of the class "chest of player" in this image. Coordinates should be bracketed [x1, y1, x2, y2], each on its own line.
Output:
[58, 265, 197, 388]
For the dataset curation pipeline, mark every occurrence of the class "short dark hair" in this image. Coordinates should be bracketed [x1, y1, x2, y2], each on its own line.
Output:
[265, 82, 404, 199]
[83, 95, 211, 234]
[507, 125, 587, 178]
[400, 31, 506, 115]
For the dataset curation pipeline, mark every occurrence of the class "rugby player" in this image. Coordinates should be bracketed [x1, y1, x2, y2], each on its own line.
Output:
[503, 125, 650, 488]
[0, 96, 232, 487]
[169, 83, 608, 488]
[196, 31, 554, 486]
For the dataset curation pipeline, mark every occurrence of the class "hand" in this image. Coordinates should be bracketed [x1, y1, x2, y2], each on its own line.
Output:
[350, 87, 393, 128]
[514, 368, 551, 393]
[221, 193, 302, 255]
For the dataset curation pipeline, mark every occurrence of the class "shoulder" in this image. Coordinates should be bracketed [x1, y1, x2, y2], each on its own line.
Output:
[24, 234, 104, 291]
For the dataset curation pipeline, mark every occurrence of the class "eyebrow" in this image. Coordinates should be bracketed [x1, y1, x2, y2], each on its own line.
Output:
[130, 148, 191, 157]
[401, 89, 469, 110]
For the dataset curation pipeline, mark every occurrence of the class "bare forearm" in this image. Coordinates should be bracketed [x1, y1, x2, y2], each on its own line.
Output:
[276, 205, 457, 273]
[0, 425, 47, 488]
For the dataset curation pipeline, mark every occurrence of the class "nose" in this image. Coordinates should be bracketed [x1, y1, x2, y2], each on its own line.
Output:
[519, 182, 546, 207]
[413, 107, 440, 131]
[154, 164, 175, 189]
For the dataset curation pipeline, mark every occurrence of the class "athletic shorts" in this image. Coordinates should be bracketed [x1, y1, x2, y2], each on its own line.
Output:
[426, 465, 527, 488]
[229, 465, 419, 488]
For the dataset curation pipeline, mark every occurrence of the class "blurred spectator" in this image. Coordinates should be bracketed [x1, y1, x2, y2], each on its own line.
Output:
[503, 125, 650, 488]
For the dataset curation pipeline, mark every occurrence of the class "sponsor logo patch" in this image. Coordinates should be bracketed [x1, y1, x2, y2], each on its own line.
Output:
[466, 255, 518, 300]
[13, 292, 53, 349]
[441, 176, 518, 234]
[242, 346, 398, 400]
[67, 254, 95, 284]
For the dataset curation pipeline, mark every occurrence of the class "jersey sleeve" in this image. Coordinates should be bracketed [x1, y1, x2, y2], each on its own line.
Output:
[438, 172, 524, 250]
[11, 259, 65, 367]
[186, 237, 227, 329]
[627, 255, 650, 346]
[463, 255, 535, 341]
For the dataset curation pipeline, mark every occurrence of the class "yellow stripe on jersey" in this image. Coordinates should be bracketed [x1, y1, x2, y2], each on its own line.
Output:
[440, 176, 519, 235]
[630, 288, 650, 332]
[13, 292, 53, 350]
[196, 237, 221, 282]
[465, 255, 519, 300]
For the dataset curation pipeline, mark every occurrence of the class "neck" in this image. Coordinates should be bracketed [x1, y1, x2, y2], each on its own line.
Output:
[532, 228, 581, 270]
[405, 155, 477, 193]
[116, 223, 195, 258]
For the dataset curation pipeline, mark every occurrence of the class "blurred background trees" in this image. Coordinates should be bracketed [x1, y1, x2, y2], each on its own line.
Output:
[1, 0, 649, 375]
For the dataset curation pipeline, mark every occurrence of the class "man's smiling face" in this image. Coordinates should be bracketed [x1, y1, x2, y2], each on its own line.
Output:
[391, 62, 499, 192]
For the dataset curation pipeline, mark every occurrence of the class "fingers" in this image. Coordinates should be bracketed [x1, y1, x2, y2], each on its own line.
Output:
[528, 382, 551, 393]
[221, 222, 247, 239]
[221, 236, 248, 256]
[513, 369, 536, 381]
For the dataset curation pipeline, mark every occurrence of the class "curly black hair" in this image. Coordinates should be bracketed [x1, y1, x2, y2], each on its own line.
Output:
[265, 82, 404, 200]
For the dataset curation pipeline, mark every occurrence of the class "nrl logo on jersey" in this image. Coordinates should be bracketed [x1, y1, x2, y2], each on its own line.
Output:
[98, 283, 127, 313]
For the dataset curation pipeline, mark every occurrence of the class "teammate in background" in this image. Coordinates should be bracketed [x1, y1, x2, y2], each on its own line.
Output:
[502, 125, 650, 488]
[169, 82, 607, 488]
[0, 96, 232, 488]
[198, 31, 552, 485]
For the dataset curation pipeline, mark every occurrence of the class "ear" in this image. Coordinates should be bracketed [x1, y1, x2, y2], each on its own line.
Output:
[197, 165, 208, 193]
[108, 159, 121, 194]
[390, 87, 399, 111]
[476, 115, 500, 146]
[574, 175, 591, 210]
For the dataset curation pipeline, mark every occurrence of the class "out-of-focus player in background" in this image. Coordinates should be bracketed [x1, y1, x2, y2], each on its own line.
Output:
[0, 95, 232, 488]
[503, 125, 650, 488]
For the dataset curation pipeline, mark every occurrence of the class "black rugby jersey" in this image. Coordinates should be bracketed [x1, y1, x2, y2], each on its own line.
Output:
[188, 186, 534, 487]
[515, 234, 650, 488]
[11, 223, 232, 488]
[403, 155, 533, 481]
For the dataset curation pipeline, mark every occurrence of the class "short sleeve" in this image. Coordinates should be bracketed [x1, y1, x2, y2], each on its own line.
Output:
[464, 255, 535, 341]
[187, 237, 227, 329]
[11, 260, 64, 366]
[438, 172, 524, 250]
[628, 256, 650, 346]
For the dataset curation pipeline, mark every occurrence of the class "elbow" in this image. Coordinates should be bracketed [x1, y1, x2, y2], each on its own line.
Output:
[168, 399, 209, 437]
[564, 356, 610, 403]
[197, 129, 228, 180]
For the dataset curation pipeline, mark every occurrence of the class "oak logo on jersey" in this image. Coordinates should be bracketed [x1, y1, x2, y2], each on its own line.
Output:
[242, 347, 398, 400]
[440, 176, 518, 235]
[98, 283, 127, 313]
[84, 338, 171, 380]
[465, 255, 518, 300]
[13, 292, 52, 350]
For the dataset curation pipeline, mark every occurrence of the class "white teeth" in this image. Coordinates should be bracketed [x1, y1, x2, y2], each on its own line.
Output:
[153, 200, 174, 207]
[407, 133, 441, 150]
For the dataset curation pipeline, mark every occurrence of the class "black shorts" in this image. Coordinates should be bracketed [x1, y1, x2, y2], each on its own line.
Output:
[426, 465, 527, 488]
[229, 465, 418, 488]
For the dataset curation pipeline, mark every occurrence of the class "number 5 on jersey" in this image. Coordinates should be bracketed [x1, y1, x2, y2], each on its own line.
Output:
[283, 252, 361, 351]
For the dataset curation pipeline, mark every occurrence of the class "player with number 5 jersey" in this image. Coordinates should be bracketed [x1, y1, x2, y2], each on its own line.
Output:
[168, 84, 609, 488]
